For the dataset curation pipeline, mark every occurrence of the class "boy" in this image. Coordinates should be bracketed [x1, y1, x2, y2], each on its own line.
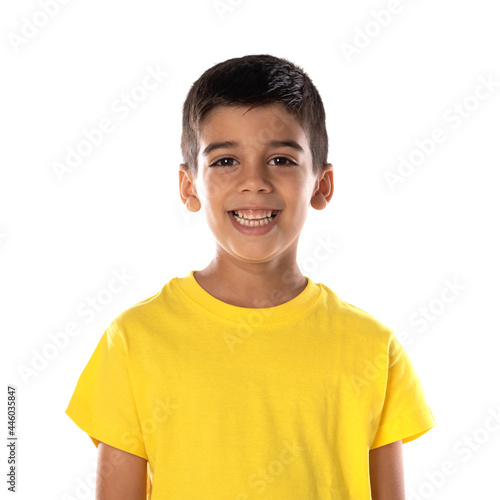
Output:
[65, 54, 436, 499]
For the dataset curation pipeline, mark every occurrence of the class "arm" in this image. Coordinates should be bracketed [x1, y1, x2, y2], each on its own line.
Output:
[369, 439, 405, 500]
[95, 441, 147, 500]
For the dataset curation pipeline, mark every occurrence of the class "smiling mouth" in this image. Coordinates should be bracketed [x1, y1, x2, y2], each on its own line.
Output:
[229, 210, 280, 226]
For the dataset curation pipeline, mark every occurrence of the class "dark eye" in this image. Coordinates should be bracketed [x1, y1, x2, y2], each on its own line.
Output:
[210, 157, 238, 167]
[269, 157, 296, 166]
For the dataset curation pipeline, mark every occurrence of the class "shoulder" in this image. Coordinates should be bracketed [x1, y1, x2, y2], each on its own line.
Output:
[113, 289, 163, 325]
[107, 279, 177, 344]
[317, 282, 394, 345]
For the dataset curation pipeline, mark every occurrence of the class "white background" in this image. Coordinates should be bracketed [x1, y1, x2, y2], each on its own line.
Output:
[2, 0, 499, 498]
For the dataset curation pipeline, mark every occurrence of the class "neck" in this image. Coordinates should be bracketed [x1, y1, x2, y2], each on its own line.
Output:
[194, 249, 307, 309]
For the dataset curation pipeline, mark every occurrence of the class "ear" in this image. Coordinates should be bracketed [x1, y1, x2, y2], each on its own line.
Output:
[179, 164, 202, 213]
[310, 163, 334, 210]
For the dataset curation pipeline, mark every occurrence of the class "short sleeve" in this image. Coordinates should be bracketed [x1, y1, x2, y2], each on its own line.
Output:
[65, 322, 147, 459]
[369, 332, 436, 450]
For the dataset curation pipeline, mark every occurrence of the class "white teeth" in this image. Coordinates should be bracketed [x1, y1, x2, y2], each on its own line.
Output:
[233, 211, 278, 226]
[234, 210, 275, 219]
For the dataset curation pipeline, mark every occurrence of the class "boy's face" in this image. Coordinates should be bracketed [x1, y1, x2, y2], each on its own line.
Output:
[179, 102, 333, 266]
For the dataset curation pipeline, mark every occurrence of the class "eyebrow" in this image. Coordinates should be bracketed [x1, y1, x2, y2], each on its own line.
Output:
[201, 140, 305, 157]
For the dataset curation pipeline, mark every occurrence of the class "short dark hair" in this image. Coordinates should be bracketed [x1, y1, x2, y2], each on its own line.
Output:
[181, 54, 329, 177]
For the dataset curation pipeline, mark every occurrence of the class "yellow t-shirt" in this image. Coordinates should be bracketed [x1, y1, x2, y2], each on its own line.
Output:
[65, 270, 436, 499]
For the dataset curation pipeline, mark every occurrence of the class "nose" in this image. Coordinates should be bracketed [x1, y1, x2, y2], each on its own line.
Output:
[236, 158, 273, 193]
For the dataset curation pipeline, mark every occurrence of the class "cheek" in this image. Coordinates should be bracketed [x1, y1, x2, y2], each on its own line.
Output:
[292, 187, 312, 209]
[196, 178, 223, 207]
[201, 174, 232, 201]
